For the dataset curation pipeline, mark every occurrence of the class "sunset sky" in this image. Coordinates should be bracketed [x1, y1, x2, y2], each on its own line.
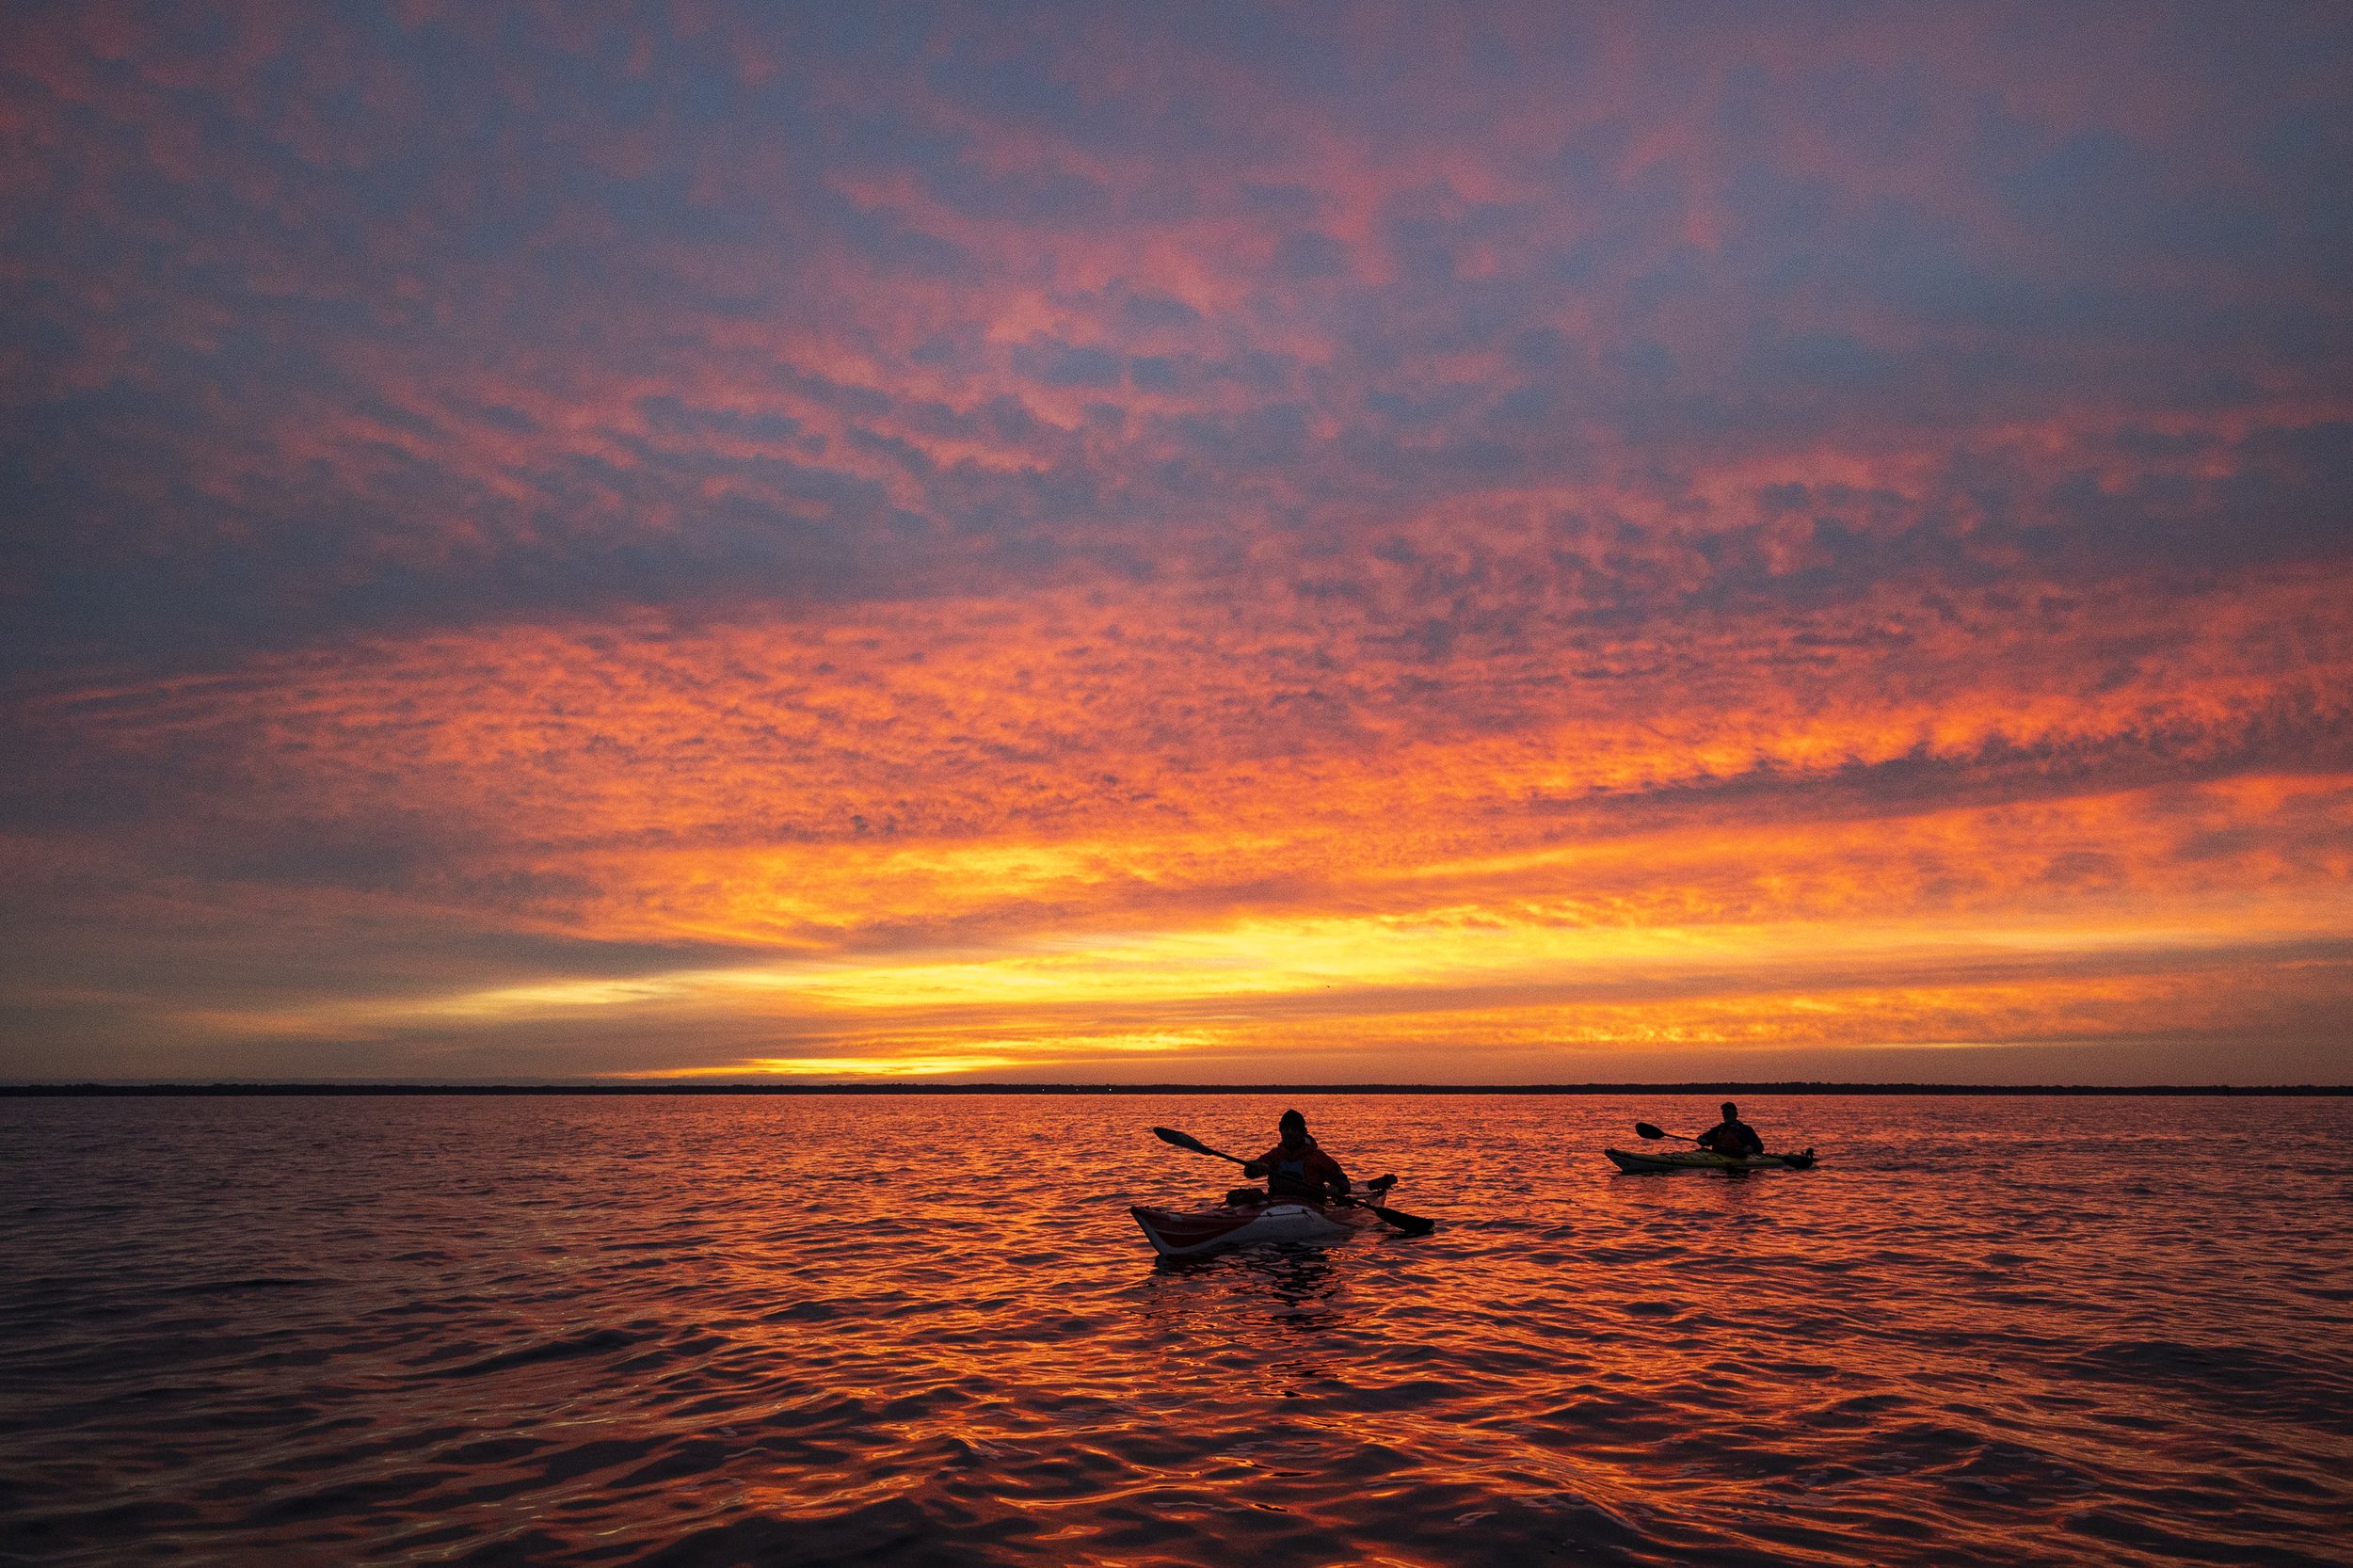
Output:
[3, 3, 2348, 1083]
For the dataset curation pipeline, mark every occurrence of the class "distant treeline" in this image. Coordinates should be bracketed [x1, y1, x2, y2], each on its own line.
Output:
[5, 1081, 2347, 1096]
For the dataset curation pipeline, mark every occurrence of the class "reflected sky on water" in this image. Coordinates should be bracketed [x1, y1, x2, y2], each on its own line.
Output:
[3, 1093, 2348, 1565]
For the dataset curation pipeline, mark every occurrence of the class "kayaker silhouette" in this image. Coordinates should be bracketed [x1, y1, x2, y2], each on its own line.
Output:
[1241, 1110, 1353, 1202]
[1693, 1102, 1766, 1159]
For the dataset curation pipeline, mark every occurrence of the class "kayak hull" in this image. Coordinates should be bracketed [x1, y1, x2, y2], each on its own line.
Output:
[1129, 1198, 1375, 1257]
[1605, 1147, 1817, 1173]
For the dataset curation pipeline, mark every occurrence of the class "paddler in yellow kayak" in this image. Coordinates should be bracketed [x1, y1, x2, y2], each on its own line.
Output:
[1693, 1101, 1766, 1159]
[1241, 1109, 1353, 1202]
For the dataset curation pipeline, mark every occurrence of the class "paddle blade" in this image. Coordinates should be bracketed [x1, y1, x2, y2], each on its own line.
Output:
[1368, 1203, 1436, 1237]
[1151, 1126, 1212, 1156]
[1635, 1122, 1668, 1141]
[1151, 1126, 1248, 1164]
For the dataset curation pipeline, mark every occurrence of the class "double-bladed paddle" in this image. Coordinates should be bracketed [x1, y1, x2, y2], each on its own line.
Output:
[1634, 1121, 1696, 1144]
[1149, 1126, 1434, 1236]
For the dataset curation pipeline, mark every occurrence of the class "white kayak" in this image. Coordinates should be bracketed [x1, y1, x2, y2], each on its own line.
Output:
[1605, 1146, 1817, 1173]
[1128, 1196, 1383, 1257]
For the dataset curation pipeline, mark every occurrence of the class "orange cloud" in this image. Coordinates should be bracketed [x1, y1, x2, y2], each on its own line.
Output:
[15, 552, 2347, 1080]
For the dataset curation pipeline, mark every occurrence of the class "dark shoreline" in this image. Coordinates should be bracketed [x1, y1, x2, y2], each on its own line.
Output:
[5, 1081, 2347, 1096]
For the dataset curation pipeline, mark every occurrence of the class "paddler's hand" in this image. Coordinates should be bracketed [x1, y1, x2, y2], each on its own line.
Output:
[1241, 1160, 1267, 1178]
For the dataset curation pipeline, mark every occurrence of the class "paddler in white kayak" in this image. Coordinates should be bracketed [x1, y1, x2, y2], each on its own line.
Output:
[1241, 1109, 1353, 1203]
[1133, 1119, 1434, 1254]
[1692, 1101, 1766, 1159]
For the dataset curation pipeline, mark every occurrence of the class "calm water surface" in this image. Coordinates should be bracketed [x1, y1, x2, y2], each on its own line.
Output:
[2, 1094, 2348, 1566]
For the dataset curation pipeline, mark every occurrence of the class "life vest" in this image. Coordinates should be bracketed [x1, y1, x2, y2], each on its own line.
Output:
[1259, 1137, 1343, 1196]
[1706, 1121, 1762, 1157]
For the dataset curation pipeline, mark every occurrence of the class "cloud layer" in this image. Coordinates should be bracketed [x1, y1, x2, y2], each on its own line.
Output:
[4, 3, 2349, 1080]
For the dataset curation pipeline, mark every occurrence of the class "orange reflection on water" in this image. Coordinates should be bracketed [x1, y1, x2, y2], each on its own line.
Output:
[10, 1093, 2347, 1561]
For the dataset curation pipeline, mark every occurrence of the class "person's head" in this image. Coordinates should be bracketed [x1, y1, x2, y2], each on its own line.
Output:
[1278, 1108, 1308, 1144]
[1721, 1101, 1739, 1121]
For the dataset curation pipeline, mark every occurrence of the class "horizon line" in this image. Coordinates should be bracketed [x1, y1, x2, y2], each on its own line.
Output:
[5, 1080, 2349, 1097]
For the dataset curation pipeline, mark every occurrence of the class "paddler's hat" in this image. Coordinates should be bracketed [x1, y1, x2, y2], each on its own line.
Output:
[1279, 1108, 1308, 1137]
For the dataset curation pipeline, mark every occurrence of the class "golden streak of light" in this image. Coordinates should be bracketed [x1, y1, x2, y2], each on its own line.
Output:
[632, 1054, 1032, 1078]
[618, 1028, 1216, 1080]
[168, 904, 2346, 1058]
